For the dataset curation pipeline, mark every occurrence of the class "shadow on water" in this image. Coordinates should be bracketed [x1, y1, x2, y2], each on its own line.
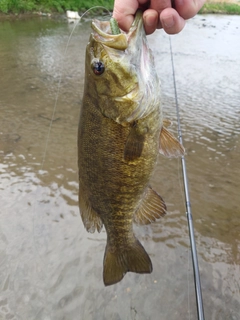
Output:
[0, 14, 240, 320]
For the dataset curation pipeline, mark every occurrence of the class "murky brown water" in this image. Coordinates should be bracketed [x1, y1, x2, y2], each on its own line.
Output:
[0, 13, 239, 320]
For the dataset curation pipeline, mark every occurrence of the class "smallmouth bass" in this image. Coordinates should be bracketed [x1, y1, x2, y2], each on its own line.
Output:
[78, 11, 184, 286]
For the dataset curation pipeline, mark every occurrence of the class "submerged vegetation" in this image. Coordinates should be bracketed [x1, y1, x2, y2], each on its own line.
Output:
[0, 0, 114, 14]
[0, 0, 239, 15]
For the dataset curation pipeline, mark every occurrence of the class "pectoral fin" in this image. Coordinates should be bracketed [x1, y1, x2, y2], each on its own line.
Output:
[159, 126, 185, 158]
[124, 124, 147, 161]
[134, 186, 167, 225]
[79, 186, 103, 233]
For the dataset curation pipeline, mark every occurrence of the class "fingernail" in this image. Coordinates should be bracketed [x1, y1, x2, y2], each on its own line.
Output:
[163, 15, 174, 28]
[144, 14, 155, 27]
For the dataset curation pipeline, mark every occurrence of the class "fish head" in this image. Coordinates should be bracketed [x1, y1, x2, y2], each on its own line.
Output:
[84, 10, 160, 124]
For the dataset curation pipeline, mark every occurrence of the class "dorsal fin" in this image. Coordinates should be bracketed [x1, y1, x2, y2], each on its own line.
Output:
[134, 186, 167, 225]
[163, 119, 172, 128]
[159, 126, 185, 158]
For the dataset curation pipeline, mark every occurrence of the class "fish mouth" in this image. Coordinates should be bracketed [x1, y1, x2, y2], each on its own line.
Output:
[91, 10, 143, 50]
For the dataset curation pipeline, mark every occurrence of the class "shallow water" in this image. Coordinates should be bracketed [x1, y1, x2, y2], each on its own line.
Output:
[0, 14, 239, 320]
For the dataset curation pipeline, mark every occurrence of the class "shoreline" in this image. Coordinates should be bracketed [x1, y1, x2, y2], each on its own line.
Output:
[0, 9, 109, 21]
[200, 0, 240, 14]
[0, 2, 240, 21]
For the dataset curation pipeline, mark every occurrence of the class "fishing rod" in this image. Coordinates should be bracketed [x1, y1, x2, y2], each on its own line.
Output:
[169, 37, 205, 320]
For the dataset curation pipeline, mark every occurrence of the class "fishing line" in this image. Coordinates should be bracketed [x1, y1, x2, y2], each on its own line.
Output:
[169, 36, 205, 320]
[32, 5, 111, 290]
[40, 6, 111, 169]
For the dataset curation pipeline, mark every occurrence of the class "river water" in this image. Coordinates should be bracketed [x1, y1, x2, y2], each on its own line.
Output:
[0, 13, 239, 320]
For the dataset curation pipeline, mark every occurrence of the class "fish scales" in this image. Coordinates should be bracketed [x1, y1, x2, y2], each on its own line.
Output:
[78, 10, 184, 286]
[78, 96, 160, 225]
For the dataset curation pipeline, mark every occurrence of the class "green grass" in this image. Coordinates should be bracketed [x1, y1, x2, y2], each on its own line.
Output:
[199, 2, 240, 14]
[0, 0, 114, 14]
[1, 0, 240, 15]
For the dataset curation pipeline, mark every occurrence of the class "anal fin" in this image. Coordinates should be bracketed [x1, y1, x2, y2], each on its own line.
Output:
[79, 186, 103, 233]
[134, 186, 167, 225]
[159, 126, 185, 158]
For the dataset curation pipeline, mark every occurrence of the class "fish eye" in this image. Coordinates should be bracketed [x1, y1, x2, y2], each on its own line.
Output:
[92, 61, 105, 75]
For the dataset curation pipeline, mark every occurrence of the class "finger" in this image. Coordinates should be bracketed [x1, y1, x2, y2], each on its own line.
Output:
[148, 0, 174, 30]
[174, 0, 205, 19]
[112, 0, 139, 31]
[150, 0, 173, 13]
[160, 8, 185, 34]
[143, 9, 158, 35]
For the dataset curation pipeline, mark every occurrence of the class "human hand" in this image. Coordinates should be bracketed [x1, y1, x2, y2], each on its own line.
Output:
[113, 0, 205, 35]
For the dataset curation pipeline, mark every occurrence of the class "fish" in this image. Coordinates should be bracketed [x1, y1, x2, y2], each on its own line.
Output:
[78, 10, 184, 286]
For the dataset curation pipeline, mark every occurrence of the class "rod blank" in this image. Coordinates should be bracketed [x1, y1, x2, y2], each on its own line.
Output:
[169, 37, 205, 320]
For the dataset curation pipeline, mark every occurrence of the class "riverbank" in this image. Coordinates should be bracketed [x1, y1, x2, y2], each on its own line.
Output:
[0, 0, 114, 14]
[0, 0, 239, 19]
[200, 0, 240, 14]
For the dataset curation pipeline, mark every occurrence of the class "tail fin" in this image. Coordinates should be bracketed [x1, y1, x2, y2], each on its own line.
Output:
[103, 238, 152, 286]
